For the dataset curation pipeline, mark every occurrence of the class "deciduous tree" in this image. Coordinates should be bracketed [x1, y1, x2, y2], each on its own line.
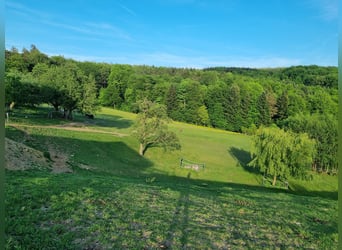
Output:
[132, 99, 181, 156]
[249, 127, 315, 185]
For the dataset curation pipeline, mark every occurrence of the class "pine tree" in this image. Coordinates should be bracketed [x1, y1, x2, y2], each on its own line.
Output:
[275, 91, 289, 122]
[223, 84, 241, 132]
[240, 91, 252, 129]
[256, 91, 271, 127]
[165, 84, 178, 118]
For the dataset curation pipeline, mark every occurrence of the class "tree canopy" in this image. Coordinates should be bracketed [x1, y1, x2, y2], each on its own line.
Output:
[132, 99, 181, 156]
[249, 127, 316, 185]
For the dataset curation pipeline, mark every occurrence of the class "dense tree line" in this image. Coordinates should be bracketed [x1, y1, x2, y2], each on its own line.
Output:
[5, 45, 338, 173]
[204, 66, 338, 88]
[5, 46, 106, 119]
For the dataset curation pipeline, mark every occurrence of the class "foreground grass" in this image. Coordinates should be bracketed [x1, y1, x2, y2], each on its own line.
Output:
[5, 106, 338, 249]
[6, 169, 338, 249]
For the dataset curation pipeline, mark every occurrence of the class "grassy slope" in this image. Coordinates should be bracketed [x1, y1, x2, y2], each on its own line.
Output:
[95, 107, 338, 196]
[5, 170, 338, 249]
[5, 106, 338, 249]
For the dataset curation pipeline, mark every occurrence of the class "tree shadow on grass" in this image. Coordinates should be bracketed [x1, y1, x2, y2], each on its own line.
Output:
[6, 167, 337, 249]
[5, 127, 152, 178]
[6, 123, 337, 202]
[85, 114, 133, 129]
[228, 147, 258, 174]
[6, 135, 337, 250]
[289, 182, 337, 200]
[9, 107, 134, 130]
[163, 172, 191, 249]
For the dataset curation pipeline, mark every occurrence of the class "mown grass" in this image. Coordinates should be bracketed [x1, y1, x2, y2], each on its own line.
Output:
[5, 106, 338, 197]
[5, 106, 338, 249]
[5, 170, 338, 249]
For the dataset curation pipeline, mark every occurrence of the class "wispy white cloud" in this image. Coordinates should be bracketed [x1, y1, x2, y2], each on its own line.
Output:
[85, 22, 132, 41]
[116, 52, 303, 68]
[6, 1, 51, 18]
[42, 20, 132, 41]
[46, 52, 120, 63]
[34, 18, 132, 41]
[43, 20, 93, 35]
[159, 0, 197, 5]
[306, 0, 338, 21]
[117, 3, 137, 16]
[6, 1, 132, 41]
[321, 0, 337, 20]
[28, 47, 313, 68]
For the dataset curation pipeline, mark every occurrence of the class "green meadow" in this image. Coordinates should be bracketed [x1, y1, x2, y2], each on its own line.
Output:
[5, 107, 338, 249]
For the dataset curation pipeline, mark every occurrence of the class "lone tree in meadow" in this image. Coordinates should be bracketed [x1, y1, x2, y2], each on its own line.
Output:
[133, 99, 181, 156]
[248, 127, 316, 186]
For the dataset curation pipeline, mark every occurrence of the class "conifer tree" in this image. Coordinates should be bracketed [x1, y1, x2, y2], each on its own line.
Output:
[275, 91, 289, 122]
[256, 91, 271, 127]
[165, 84, 178, 118]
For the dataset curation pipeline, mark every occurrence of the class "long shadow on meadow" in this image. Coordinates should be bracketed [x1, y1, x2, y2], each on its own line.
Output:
[5, 127, 338, 249]
[5, 126, 152, 177]
[228, 147, 258, 174]
[86, 114, 133, 129]
[163, 173, 191, 248]
[6, 124, 337, 202]
[6, 135, 337, 249]
[8, 107, 134, 130]
[5, 107, 338, 249]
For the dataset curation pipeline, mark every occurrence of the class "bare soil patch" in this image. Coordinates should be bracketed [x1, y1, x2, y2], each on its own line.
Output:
[5, 138, 51, 170]
[6, 136, 94, 173]
[48, 144, 73, 174]
[6, 123, 102, 173]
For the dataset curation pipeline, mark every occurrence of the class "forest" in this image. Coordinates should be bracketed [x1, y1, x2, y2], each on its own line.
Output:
[5, 45, 338, 175]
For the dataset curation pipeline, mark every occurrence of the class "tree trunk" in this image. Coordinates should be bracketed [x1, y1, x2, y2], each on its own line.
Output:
[139, 143, 146, 156]
[325, 166, 329, 174]
[10, 102, 15, 110]
[68, 110, 73, 120]
[53, 104, 59, 111]
[272, 174, 277, 186]
[64, 109, 73, 120]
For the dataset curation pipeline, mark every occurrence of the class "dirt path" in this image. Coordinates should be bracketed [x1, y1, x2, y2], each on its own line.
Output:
[7, 123, 128, 137]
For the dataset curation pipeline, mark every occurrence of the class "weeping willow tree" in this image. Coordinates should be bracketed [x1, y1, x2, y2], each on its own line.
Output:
[248, 127, 315, 186]
[132, 99, 181, 156]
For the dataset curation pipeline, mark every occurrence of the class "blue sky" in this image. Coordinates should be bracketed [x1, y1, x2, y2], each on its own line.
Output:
[5, 0, 338, 68]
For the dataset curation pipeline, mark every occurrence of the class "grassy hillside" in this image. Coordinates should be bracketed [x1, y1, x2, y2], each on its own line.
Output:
[5, 106, 338, 249]
[6, 170, 338, 249]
